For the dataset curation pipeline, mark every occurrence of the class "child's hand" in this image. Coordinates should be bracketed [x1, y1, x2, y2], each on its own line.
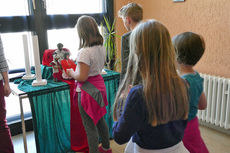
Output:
[128, 85, 133, 93]
[120, 85, 133, 98]
[66, 69, 74, 77]
[4, 83, 11, 97]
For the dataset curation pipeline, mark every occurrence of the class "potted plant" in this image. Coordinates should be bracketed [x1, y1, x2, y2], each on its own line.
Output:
[103, 16, 120, 71]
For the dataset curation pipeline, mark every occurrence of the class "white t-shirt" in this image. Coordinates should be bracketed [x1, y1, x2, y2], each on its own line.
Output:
[76, 45, 106, 77]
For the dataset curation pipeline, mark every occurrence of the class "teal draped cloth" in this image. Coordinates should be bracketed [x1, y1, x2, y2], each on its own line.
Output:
[16, 66, 120, 153]
[103, 71, 120, 137]
[29, 89, 71, 153]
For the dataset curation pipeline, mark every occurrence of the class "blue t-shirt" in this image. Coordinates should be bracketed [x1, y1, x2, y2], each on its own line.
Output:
[182, 72, 204, 121]
[112, 85, 187, 149]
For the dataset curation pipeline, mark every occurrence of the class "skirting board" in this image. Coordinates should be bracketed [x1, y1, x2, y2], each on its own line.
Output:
[199, 120, 230, 136]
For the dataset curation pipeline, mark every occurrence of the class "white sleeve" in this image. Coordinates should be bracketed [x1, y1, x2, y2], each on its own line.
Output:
[76, 48, 90, 66]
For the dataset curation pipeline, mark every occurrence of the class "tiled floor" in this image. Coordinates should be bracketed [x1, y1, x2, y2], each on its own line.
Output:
[200, 126, 230, 153]
[12, 125, 230, 153]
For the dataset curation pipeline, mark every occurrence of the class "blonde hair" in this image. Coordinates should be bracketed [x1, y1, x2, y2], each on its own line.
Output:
[113, 20, 189, 126]
[118, 2, 143, 22]
[76, 15, 103, 49]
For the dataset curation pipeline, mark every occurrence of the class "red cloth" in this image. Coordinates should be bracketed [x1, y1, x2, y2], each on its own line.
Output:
[61, 59, 76, 73]
[0, 81, 14, 153]
[183, 117, 209, 153]
[77, 75, 108, 125]
[42, 48, 70, 67]
[40, 62, 88, 152]
[52, 69, 63, 81]
[60, 79, 89, 153]
[42, 49, 56, 66]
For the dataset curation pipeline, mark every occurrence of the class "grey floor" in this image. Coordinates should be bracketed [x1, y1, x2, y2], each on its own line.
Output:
[12, 125, 230, 153]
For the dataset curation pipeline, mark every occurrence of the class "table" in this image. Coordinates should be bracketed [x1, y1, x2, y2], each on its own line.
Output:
[10, 83, 29, 153]
[11, 67, 120, 153]
[10, 81, 70, 153]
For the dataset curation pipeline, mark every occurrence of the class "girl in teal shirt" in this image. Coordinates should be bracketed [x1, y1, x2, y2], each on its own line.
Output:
[173, 32, 209, 153]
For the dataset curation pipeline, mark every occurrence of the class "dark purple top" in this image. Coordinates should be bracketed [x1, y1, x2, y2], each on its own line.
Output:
[113, 85, 187, 149]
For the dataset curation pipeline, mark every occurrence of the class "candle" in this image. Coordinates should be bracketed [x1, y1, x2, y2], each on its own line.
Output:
[32, 35, 47, 86]
[32, 35, 42, 81]
[22, 34, 35, 80]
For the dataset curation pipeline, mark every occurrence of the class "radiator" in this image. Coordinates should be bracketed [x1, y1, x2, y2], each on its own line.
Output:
[197, 74, 230, 129]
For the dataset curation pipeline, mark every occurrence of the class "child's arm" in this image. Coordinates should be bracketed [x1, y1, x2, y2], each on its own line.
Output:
[198, 92, 207, 110]
[2, 71, 11, 97]
[67, 62, 89, 82]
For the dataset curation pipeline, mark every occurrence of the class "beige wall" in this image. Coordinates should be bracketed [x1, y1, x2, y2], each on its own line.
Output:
[115, 0, 230, 78]
[114, 1, 129, 59]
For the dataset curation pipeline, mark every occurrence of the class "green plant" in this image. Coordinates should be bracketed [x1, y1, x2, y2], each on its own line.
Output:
[103, 16, 120, 70]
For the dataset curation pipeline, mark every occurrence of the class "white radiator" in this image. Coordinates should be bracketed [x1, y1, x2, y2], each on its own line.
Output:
[197, 74, 230, 129]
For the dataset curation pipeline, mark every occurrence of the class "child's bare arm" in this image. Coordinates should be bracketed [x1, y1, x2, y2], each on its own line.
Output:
[198, 92, 207, 110]
[2, 71, 11, 97]
[67, 62, 89, 82]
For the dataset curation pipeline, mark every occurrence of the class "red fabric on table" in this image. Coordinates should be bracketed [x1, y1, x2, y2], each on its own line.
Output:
[61, 79, 89, 153]
[43, 55, 88, 152]
[61, 59, 76, 73]
[53, 69, 63, 81]
[42, 48, 70, 67]
[42, 49, 55, 66]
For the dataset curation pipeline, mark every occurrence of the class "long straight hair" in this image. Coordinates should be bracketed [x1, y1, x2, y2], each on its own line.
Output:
[113, 20, 188, 126]
[76, 15, 103, 49]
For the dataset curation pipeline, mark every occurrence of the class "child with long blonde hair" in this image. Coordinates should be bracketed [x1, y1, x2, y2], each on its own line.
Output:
[67, 15, 112, 153]
[173, 32, 209, 153]
[113, 19, 189, 153]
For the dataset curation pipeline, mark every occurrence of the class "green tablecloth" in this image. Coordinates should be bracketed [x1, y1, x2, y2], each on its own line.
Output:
[16, 66, 120, 153]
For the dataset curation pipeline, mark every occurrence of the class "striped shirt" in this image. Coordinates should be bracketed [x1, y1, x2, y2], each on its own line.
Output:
[0, 35, 9, 80]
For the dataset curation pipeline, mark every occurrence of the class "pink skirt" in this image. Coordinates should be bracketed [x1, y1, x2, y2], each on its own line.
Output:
[183, 117, 209, 153]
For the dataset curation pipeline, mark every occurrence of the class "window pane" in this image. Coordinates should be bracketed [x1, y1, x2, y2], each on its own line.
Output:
[47, 27, 103, 59]
[6, 94, 31, 121]
[47, 28, 79, 59]
[0, 0, 29, 17]
[46, 0, 104, 15]
[1, 32, 34, 70]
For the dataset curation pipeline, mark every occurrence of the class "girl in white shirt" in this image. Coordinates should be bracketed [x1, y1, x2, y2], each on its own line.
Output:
[67, 15, 112, 153]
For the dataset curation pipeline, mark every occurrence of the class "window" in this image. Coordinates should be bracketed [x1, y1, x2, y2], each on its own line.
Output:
[46, 0, 104, 15]
[5, 94, 31, 123]
[1, 0, 113, 123]
[1, 32, 33, 70]
[0, 0, 29, 17]
[1, 32, 33, 121]
[47, 26, 103, 60]
[47, 28, 79, 59]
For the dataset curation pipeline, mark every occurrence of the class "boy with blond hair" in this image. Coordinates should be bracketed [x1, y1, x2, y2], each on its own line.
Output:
[118, 2, 143, 80]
